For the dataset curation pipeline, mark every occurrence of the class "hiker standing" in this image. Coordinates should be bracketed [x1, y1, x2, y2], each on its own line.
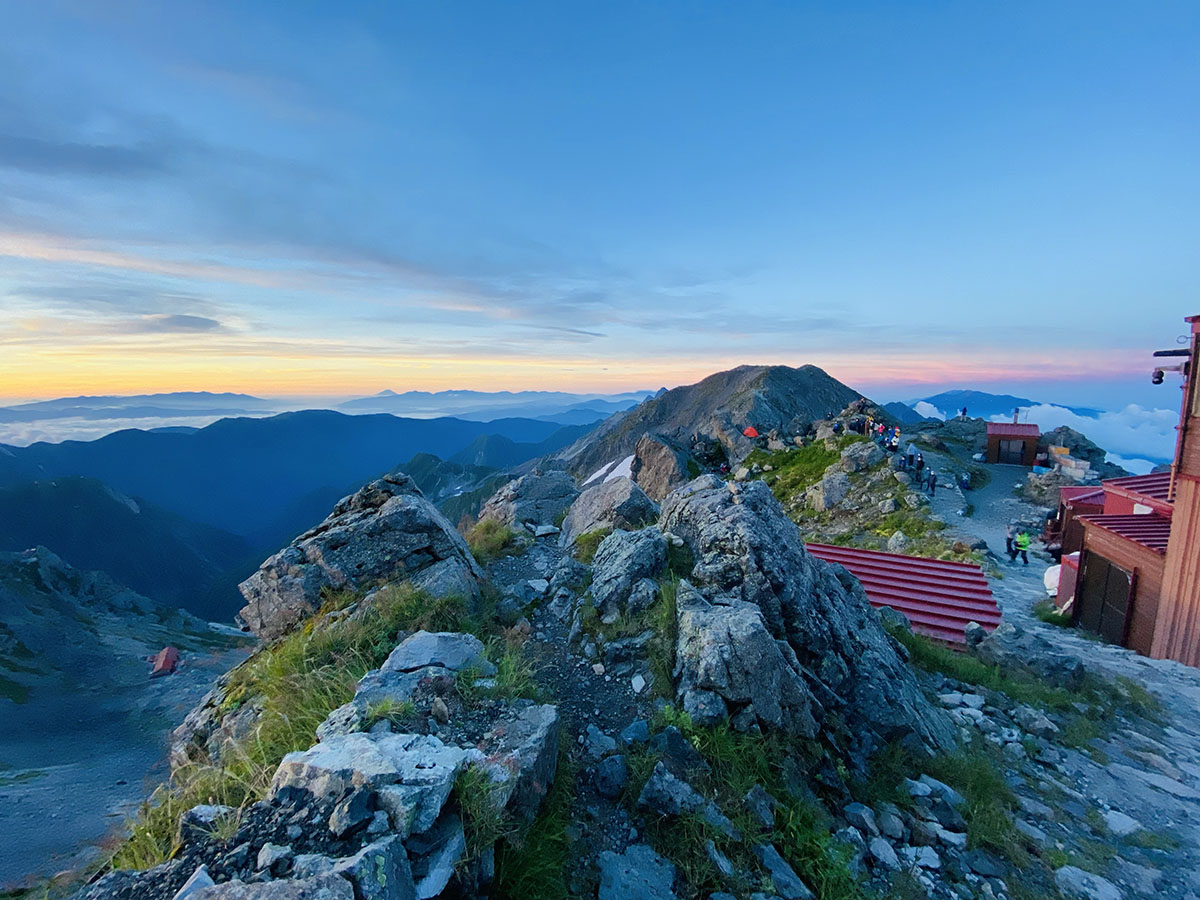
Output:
[915, 454, 925, 481]
[927, 471, 937, 496]
[1005, 524, 1016, 558]
[1015, 531, 1031, 565]
[961, 406, 968, 419]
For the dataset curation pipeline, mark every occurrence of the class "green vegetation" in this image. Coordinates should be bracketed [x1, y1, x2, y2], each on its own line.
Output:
[626, 708, 869, 900]
[455, 764, 513, 863]
[465, 518, 522, 563]
[647, 578, 680, 698]
[456, 633, 545, 703]
[886, 624, 1164, 769]
[365, 697, 417, 730]
[573, 527, 612, 564]
[1033, 600, 1073, 628]
[1125, 828, 1181, 851]
[493, 750, 577, 900]
[111, 584, 507, 871]
[745, 443, 841, 505]
[924, 743, 1028, 864]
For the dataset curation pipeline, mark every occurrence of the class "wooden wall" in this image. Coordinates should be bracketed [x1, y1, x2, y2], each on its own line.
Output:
[1151, 475, 1200, 666]
[1078, 525, 1166, 656]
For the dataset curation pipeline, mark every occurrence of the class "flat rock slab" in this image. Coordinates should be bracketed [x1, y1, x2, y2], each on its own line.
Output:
[191, 875, 354, 899]
[598, 844, 679, 900]
[381, 632, 494, 676]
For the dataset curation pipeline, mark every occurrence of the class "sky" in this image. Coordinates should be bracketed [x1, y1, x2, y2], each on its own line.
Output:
[2, 1, 1198, 404]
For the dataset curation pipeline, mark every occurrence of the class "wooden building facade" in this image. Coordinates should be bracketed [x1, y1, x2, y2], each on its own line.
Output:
[985, 422, 1040, 465]
[1067, 314, 1200, 667]
[1150, 314, 1200, 666]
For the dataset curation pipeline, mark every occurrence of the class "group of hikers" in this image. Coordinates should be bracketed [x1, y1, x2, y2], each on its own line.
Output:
[1005, 523, 1033, 565]
[865, 422, 938, 496]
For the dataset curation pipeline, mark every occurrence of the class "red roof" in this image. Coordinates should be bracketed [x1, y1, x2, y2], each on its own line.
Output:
[1079, 514, 1173, 554]
[986, 423, 1040, 438]
[807, 543, 1001, 645]
[1060, 486, 1105, 506]
[1103, 472, 1173, 505]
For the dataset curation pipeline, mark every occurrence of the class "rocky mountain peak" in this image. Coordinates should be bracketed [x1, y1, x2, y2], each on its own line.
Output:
[238, 474, 485, 640]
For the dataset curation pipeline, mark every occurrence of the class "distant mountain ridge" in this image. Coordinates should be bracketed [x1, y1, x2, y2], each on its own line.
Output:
[0, 477, 253, 620]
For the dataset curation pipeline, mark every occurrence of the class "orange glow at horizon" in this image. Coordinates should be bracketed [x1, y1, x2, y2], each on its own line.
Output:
[1, 342, 1148, 402]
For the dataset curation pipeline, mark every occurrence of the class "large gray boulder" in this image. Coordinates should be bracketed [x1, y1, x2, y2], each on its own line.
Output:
[837, 440, 885, 473]
[381, 631, 493, 675]
[589, 528, 667, 623]
[971, 622, 1085, 690]
[472, 702, 560, 821]
[238, 474, 485, 640]
[270, 732, 477, 806]
[806, 470, 850, 511]
[478, 471, 578, 529]
[630, 433, 693, 502]
[559, 476, 660, 546]
[673, 581, 818, 735]
[660, 476, 955, 762]
[290, 836, 415, 900]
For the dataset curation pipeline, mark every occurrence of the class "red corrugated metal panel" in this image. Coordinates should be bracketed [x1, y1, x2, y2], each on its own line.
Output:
[1079, 514, 1173, 554]
[986, 423, 1040, 437]
[1103, 472, 1174, 504]
[1060, 486, 1105, 506]
[807, 543, 1001, 645]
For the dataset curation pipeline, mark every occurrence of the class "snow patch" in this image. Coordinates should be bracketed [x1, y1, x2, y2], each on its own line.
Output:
[583, 460, 619, 486]
[603, 454, 636, 483]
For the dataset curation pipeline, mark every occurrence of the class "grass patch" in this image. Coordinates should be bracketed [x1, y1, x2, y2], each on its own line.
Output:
[573, 528, 612, 564]
[923, 743, 1028, 865]
[631, 709, 869, 900]
[364, 697, 416, 730]
[455, 764, 513, 863]
[744, 443, 841, 505]
[872, 509, 946, 541]
[493, 750, 577, 900]
[1033, 600, 1073, 628]
[464, 519, 522, 564]
[1124, 828, 1181, 851]
[457, 634, 545, 703]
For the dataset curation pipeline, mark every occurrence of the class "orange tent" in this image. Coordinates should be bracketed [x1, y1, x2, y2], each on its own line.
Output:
[743, 426, 760, 438]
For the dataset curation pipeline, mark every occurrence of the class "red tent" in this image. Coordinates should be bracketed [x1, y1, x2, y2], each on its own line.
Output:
[743, 426, 760, 438]
[150, 646, 180, 678]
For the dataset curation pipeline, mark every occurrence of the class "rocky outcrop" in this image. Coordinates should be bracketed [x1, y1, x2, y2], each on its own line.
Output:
[968, 621, 1085, 690]
[836, 441, 884, 473]
[630, 434, 692, 502]
[806, 471, 850, 511]
[589, 528, 667, 624]
[238, 475, 484, 640]
[660, 476, 955, 762]
[88, 631, 559, 900]
[673, 581, 818, 734]
[559, 477, 659, 546]
[477, 471, 579, 529]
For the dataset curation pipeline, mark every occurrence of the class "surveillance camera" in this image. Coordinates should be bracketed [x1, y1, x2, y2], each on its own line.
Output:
[1152, 369, 1165, 385]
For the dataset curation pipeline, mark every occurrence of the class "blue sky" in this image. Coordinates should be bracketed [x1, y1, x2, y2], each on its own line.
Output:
[2, 1, 1197, 404]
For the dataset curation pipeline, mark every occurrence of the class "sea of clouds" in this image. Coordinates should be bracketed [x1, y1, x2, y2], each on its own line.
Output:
[913, 400, 1177, 475]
